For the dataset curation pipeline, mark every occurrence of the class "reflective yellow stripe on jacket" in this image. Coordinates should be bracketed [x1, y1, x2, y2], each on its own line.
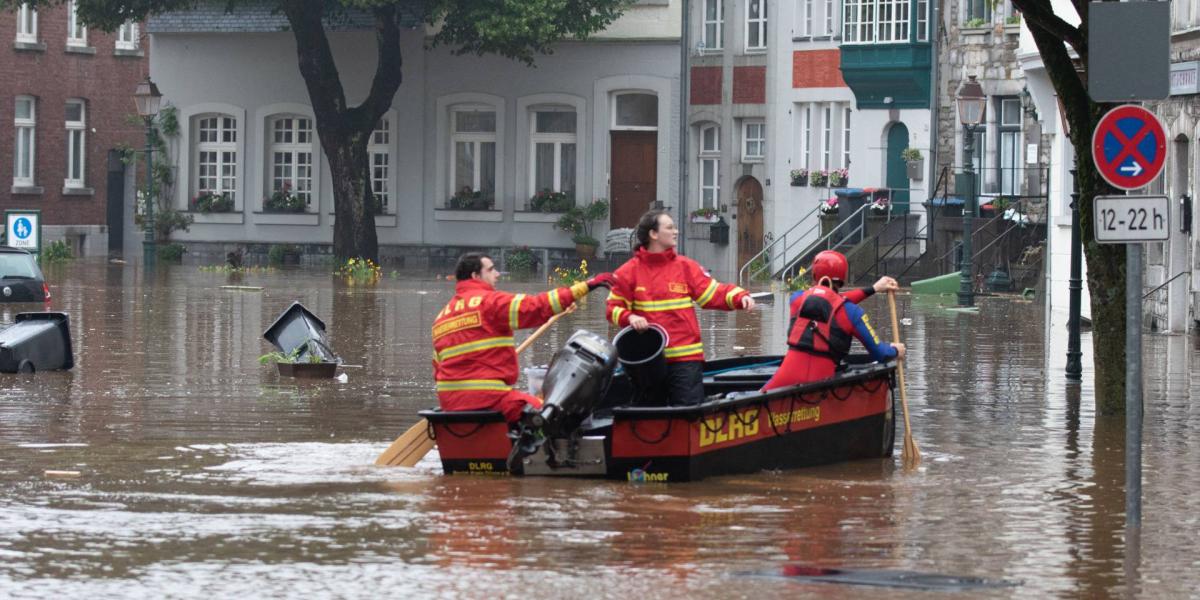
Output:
[696, 280, 719, 306]
[632, 297, 694, 312]
[435, 336, 515, 362]
[435, 379, 513, 392]
[725, 286, 747, 309]
[664, 342, 703, 359]
[610, 306, 627, 326]
[508, 294, 526, 330]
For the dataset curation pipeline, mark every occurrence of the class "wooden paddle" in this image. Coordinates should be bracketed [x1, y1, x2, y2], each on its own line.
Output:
[374, 304, 577, 467]
[887, 290, 921, 466]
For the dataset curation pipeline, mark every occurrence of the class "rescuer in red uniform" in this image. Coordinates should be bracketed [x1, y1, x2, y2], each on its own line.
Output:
[606, 210, 755, 406]
[762, 250, 905, 391]
[433, 253, 614, 422]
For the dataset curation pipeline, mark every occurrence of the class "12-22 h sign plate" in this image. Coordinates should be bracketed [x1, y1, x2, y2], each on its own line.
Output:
[1094, 195, 1170, 244]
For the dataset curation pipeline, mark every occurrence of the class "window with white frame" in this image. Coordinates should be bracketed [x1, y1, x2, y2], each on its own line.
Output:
[369, 119, 390, 213]
[450, 109, 497, 205]
[116, 21, 138, 50]
[824, 0, 836, 35]
[798, 0, 813, 36]
[613, 93, 658, 130]
[746, 0, 767, 51]
[13, 96, 36, 186]
[844, 0, 930, 43]
[800, 106, 812, 169]
[842, 107, 852, 168]
[530, 110, 577, 205]
[699, 124, 720, 209]
[67, 1, 86, 46]
[196, 114, 238, 205]
[269, 115, 313, 209]
[876, 0, 909, 42]
[703, 0, 723, 50]
[917, 0, 929, 40]
[743, 120, 765, 161]
[16, 4, 37, 43]
[65, 100, 85, 187]
[821, 106, 832, 170]
[997, 97, 1021, 196]
[965, 0, 992, 24]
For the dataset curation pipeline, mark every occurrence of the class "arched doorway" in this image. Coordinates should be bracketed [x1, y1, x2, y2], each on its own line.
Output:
[885, 123, 910, 213]
[736, 177, 764, 270]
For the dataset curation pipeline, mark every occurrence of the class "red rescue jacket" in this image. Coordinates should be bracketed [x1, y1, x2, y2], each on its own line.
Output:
[433, 278, 588, 394]
[606, 248, 749, 363]
[787, 285, 853, 360]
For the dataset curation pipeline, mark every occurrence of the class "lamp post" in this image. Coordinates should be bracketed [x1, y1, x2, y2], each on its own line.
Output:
[956, 75, 987, 307]
[133, 77, 163, 268]
[1065, 155, 1083, 381]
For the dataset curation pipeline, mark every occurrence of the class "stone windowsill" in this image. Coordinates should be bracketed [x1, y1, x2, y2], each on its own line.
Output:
[190, 211, 245, 224]
[65, 45, 96, 55]
[325, 212, 397, 227]
[252, 211, 320, 226]
[514, 211, 565, 223]
[744, 48, 768, 56]
[62, 186, 94, 196]
[11, 185, 44, 195]
[13, 41, 46, 52]
[114, 47, 144, 57]
[960, 26, 991, 36]
[1004, 23, 1021, 34]
[435, 209, 503, 222]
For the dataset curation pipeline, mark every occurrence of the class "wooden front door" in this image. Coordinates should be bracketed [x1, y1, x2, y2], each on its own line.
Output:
[610, 131, 658, 229]
[737, 178, 764, 269]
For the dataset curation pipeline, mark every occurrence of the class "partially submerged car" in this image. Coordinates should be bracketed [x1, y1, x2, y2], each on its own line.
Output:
[0, 246, 49, 303]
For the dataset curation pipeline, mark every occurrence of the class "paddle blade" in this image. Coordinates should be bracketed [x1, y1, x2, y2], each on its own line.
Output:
[375, 419, 436, 467]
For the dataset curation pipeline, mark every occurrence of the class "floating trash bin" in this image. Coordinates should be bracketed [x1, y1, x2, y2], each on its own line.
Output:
[0, 312, 74, 373]
[613, 324, 669, 407]
[263, 302, 340, 364]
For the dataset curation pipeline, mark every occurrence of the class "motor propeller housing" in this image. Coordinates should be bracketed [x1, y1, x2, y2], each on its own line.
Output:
[533, 329, 617, 437]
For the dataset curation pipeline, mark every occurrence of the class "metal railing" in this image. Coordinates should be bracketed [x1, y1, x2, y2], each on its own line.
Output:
[738, 203, 823, 285]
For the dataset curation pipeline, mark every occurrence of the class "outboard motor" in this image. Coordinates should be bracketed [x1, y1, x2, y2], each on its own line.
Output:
[509, 330, 617, 470]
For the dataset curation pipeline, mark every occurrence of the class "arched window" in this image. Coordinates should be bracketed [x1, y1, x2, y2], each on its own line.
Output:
[195, 114, 238, 204]
[66, 1, 86, 47]
[699, 124, 720, 208]
[268, 115, 313, 209]
[15, 4, 37, 44]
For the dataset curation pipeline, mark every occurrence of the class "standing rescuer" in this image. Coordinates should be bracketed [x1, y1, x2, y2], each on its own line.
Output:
[762, 250, 905, 391]
[606, 210, 755, 406]
[433, 253, 614, 422]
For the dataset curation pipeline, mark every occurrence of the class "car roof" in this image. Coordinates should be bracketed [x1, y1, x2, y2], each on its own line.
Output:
[0, 246, 34, 255]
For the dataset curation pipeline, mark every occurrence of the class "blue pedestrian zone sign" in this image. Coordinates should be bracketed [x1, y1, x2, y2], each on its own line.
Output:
[4, 210, 41, 252]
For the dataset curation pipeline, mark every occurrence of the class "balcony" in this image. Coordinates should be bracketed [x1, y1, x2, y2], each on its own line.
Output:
[838, 43, 932, 109]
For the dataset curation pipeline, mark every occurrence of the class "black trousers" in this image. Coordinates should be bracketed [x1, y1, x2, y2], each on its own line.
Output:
[666, 361, 705, 406]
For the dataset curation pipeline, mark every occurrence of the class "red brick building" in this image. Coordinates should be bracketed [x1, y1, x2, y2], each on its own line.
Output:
[1, 3, 146, 256]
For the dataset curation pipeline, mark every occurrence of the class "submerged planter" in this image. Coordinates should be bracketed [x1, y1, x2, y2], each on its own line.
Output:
[0, 312, 74, 373]
[276, 361, 338, 379]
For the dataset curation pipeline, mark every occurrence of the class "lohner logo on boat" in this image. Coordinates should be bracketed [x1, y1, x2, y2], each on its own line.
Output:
[628, 462, 669, 482]
[698, 408, 761, 448]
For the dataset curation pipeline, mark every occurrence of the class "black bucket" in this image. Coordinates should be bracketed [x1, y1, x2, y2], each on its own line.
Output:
[613, 324, 669, 407]
[263, 302, 339, 363]
[0, 312, 74, 373]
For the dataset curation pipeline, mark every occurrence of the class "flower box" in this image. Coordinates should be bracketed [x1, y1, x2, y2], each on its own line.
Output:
[690, 215, 720, 224]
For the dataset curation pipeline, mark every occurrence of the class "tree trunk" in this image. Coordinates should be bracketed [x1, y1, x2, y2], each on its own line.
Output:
[1018, 1, 1128, 413]
[282, 0, 404, 263]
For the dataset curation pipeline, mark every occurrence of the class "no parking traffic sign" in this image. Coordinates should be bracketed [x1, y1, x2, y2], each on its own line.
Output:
[1091, 105, 1167, 190]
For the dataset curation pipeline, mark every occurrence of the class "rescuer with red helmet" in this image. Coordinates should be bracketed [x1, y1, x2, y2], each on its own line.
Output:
[762, 250, 905, 391]
[433, 253, 614, 422]
[606, 210, 755, 405]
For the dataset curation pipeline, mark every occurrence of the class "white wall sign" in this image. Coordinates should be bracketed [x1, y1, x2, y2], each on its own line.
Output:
[1170, 61, 1199, 96]
[4, 211, 40, 251]
[1094, 195, 1170, 244]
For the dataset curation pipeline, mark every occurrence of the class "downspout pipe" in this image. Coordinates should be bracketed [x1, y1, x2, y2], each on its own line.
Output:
[678, 0, 690, 255]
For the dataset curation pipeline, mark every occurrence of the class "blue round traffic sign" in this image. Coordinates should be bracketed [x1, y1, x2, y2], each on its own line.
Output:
[12, 217, 32, 240]
[1091, 105, 1167, 191]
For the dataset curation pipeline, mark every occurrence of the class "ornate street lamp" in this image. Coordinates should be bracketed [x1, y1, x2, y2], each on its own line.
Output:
[956, 75, 986, 307]
[133, 77, 162, 268]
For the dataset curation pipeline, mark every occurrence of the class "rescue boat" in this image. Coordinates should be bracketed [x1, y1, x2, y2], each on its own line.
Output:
[420, 329, 896, 482]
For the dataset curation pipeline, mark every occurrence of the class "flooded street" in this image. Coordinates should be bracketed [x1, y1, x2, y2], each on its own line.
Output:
[2, 261, 1198, 598]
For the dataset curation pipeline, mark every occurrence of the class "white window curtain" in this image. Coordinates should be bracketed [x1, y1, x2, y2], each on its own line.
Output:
[196, 115, 237, 204]
[822, 106, 832, 170]
[116, 21, 139, 50]
[269, 116, 313, 208]
[743, 121, 765, 161]
[842, 106, 852, 169]
[13, 96, 36, 186]
[800, 106, 812, 169]
[450, 109, 497, 205]
[16, 4, 37, 43]
[370, 119, 390, 212]
[65, 100, 85, 187]
[746, 0, 767, 51]
[703, 0, 723, 50]
[530, 110, 577, 206]
[699, 124, 720, 208]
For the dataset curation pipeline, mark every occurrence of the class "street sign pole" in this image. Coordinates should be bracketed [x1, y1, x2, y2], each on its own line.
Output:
[1126, 240, 1143, 529]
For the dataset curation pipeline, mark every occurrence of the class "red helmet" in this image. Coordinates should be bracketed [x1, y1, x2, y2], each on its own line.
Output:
[811, 250, 848, 285]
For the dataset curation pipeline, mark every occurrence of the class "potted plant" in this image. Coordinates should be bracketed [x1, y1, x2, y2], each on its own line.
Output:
[818, 198, 839, 236]
[902, 147, 924, 181]
[258, 347, 337, 379]
[790, 169, 809, 187]
[555, 199, 609, 258]
[529, 189, 574, 212]
[869, 196, 890, 216]
[264, 182, 307, 213]
[192, 191, 235, 213]
[448, 186, 494, 210]
[810, 170, 830, 187]
[689, 207, 720, 224]
[829, 168, 850, 187]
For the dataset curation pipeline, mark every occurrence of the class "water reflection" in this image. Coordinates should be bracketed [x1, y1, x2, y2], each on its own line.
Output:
[0, 261, 1198, 597]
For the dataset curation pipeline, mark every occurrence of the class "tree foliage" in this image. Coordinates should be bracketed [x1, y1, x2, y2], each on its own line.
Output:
[1010, 0, 1127, 414]
[4, 0, 632, 261]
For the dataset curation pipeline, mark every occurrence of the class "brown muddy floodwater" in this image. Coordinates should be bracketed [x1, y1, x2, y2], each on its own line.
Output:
[1, 260, 1198, 598]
